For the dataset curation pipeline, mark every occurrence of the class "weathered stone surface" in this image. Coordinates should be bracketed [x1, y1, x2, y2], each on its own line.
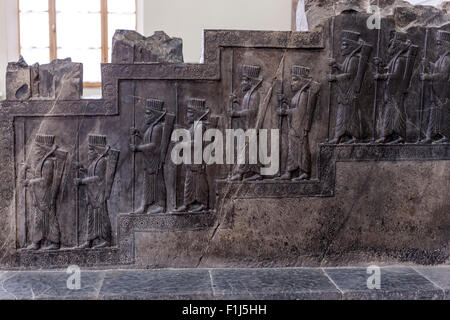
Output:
[6, 56, 31, 101]
[0, 271, 105, 300]
[0, 268, 447, 300]
[5, 57, 82, 101]
[324, 267, 444, 300]
[38, 58, 83, 100]
[98, 269, 213, 300]
[413, 266, 450, 299]
[111, 30, 183, 64]
[302, 0, 450, 30]
[0, 4, 449, 270]
[210, 268, 341, 300]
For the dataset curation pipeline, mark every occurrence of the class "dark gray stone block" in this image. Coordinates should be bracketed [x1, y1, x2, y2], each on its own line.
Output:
[0, 271, 105, 300]
[210, 268, 341, 300]
[98, 269, 213, 300]
[111, 30, 183, 64]
[413, 266, 450, 300]
[324, 267, 444, 300]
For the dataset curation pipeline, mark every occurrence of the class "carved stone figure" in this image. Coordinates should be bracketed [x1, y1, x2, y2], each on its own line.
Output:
[175, 99, 210, 213]
[420, 30, 450, 144]
[130, 99, 174, 214]
[22, 135, 67, 251]
[328, 30, 370, 144]
[229, 64, 263, 182]
[375, 31, 418, 144]
[75, 135, 119, 249]
[276, 66, 321, 181]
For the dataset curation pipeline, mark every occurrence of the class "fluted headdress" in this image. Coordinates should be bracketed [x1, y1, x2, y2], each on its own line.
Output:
[242, 65, 261, 79]
[187, 98, 206, 113]
[88, 135, 107, 147]
[292, 65, 311, 78]
[341, 30, 361, 43]
[146, 98, 165, 112]
[437, 30, 450, 43]
[35, 134, 55, 147]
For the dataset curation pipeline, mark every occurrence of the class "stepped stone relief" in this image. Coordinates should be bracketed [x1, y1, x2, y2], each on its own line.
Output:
[0, 1, 449, 269]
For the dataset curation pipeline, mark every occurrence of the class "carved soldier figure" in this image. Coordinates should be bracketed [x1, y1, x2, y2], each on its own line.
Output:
[328, 30, 370, 144]
[229, 64, 263, 181]
[276, 66, 321, 181]
[22, 135, 67, 251]
[75, 135, 119, 249]
[130, 99, 173, 214]
[420, 30, 450, 144]
[375, 31, 417, 144]
[175, 99, 210, 213]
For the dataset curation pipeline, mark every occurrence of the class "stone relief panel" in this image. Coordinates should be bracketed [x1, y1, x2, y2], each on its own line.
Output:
[0, 7, 448, 268]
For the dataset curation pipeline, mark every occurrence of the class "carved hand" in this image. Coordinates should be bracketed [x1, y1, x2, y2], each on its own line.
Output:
[373, 57, 382, 67]
[328, 74, 337, 82]
[74, 178, 82, 186]
[129, 144, 138, 153]
[373, 73, 384, 81]
[229, 94, 238, 104]
[130, 127, 139, 137]
[420, 73, 431, 81]
[277, 93, 286, 104]
[22, 179, 30, 187]
[328, 58, 337, 67]
[277, 109, 287, 116]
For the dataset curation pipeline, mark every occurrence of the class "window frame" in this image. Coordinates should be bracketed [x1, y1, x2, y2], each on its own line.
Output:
[18, 0, 137, 87]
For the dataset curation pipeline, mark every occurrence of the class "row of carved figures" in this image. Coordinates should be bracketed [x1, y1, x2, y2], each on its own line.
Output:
[224, 28, 449, 181]
[19, 97, 217, 251]
[21, 134, 119, 251]
[326, 28, 449, 145]
[18, 28, 450, 251]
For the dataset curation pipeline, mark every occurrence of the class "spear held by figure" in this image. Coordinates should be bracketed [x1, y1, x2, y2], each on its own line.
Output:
[372, 23, 382, 142]
[326, 16, 335, 142]
[418, 28, 429, 143]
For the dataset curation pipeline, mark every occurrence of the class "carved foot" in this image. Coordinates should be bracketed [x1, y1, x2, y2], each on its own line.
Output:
[387, 137, 404, 145]
[375, 137, 387, 144]
[343, 137, 357, 145]
[432, 137, 448, 144]
[230, 173, 243, 181]
[41, 242, 60, 251]
[173, 205, 188, 213]
[275, 172, 292, 181]
[419, 138, 432, 144]
[132, 206, 147, 215]
[329, 137, 340, 144]
[93, 240, 110, 249]
[147, 206, 165, 214]
[78, 241, 92, 249]
[189, 204, 206, 213]
[243, 174, 262, 182]
[26, 243, 40, 251]
[292, 173, 310, 182]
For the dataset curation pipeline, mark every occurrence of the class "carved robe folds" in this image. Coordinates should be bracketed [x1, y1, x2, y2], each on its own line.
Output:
[286, 82, 320, 175]
[426, 50, 450, 140]
[31, 155, 61, 245]
[141, 121, 166, 210]
[334, 52, 361, 140]
[381, 52, 408, 139]
[85, 156, 111, 243]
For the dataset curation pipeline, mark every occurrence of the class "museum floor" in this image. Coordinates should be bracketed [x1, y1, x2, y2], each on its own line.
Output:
[0, 266, 448, 300]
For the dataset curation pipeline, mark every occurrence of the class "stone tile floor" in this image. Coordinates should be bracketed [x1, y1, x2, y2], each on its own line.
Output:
[0, 266, 448, 300]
